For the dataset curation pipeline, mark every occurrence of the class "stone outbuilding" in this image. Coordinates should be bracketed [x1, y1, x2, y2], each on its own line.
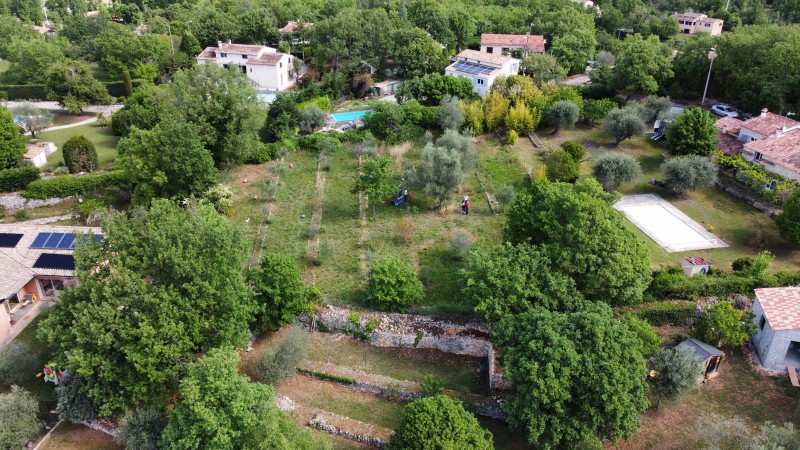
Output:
[750, 287, 800, 371]
[682, 256, 710, 277]
[676, 338, 724, 382]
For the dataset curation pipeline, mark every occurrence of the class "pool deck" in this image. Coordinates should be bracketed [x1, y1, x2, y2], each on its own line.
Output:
[614, 194, 728, 252]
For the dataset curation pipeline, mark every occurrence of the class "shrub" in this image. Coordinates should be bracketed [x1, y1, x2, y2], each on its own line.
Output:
[116, 408, 165, 450]
[623, 314, 663, 356]
[0, 166, 40, 192]
[419, 375, 444, 397]
[592, 152, 641, 191]
[257, 326, 311, 383]
[446, 230, 472, 260]
[318, 154, 332, 172]
[389, 395, 493, 450]
[560, 141, 586, 162]
[367, 255, 424, 312]
[299, 105, 327, 134]
[545, 150, 579, 182]
[495, 184, 515, 209]
[243, 144, 278, 164]
[505, 129, 518, 145]
[504, 103, 535, 136]
[0, 386, 38, 450]
[23, 170, 125, 199]
[695, 301, 755, 347]
[661, 155, 718, 196]
[621, 300, 698, 326]
[0, 341, 39, 389]
[396, 217, 416, 244]
[56, 372, 99, 422]
[62, 135, 99, 173]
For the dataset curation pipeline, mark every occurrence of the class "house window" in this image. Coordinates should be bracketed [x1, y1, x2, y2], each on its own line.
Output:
[486, 47, 493, 53]
[477, 79, 485, 85]
[705, 23, 710, 27]
[755, 152, 764, 161]
[759, 315, 766, 330]
[249, 68, 252, 73]
[220, 53, 227, 58]
[502, 47, 510, 54]
[242, 54, 248, 59]
[280, 62, 283, 68]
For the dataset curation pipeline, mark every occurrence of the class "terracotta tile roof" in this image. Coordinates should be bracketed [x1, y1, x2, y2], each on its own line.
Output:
[683, 256, 709, 266]
[480, 34, 546, 53]
[0, 224, 101, 299]
[755, 287, 800, 331]
[744, 128, 800, 174]
[714, 118, 745, 155]
[279, 21, 313, 33]
[715, 117, 743, 135]
[248, 53, 290, 66]
[741, 111, 800, 137]
[24, 142, 53, 159]
[197, 47, 218, 59]
[218, 42, 269, 55]
[454, 49, 516, 66]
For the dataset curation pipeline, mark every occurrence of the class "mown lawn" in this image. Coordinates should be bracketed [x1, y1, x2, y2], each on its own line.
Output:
[536, 125, 800, 272]
[40, 422, 120, 450]
[38, 122, 119, 170]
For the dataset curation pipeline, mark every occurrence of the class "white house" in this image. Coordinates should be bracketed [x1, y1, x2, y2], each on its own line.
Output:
[480, 33, 545, 57]
[750, 287, 800, 371]
[674, 12, 724, 36]
[681, 255, 710, 277]
[445, 50, 520, 97]
[196, 42, 297, 91]
[24, 142, 56, 168]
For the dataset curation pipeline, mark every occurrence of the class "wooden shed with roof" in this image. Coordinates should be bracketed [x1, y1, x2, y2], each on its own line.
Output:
[676, 338, 724, 382]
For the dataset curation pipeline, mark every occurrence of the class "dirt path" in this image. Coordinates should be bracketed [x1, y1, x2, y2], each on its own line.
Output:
[304, 158, 327, 281]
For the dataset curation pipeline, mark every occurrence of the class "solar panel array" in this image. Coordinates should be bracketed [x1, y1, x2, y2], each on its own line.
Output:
[30, 232, 103, 250]
[451, 61, 496, 76]
[33, 253, 75, 270]
[0, 233, 23, 248]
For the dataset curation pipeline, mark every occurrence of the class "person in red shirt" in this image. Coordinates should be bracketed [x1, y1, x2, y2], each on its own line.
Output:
[464, 199, 470, 215]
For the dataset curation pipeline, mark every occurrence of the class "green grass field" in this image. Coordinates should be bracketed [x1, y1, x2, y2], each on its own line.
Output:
[37, 122, 119, 170]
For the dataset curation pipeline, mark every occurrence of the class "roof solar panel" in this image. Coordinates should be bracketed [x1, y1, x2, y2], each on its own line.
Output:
[44, 233, 65, 248]
[31, 232, 50, 248]
[57, 234, 75, 249]
[33, 253, 75, 270]
[0, 233, 23, 248]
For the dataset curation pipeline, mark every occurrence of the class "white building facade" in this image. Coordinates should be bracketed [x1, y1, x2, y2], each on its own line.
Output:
[751, 287, 800, 371]
[197, 42, 297, 91]
[445, 49, 520, 97]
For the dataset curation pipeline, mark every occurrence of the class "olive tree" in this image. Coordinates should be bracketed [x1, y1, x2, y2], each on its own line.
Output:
[650, 347, 701, 408]
[408, 144, 463, 209]
[546, 100, 579, 136]
[0, 386, 39, 450]
[661, 155, 718, 197]
[605, 108, 647, 145]
[592, 152, 642, 191]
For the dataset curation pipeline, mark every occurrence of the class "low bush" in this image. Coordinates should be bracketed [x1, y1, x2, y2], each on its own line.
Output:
[296, 368, 356, 385]
[243, 144, 279, 164]
[0, 166, 40, 192]
[0, 341, 39, 389]
[257, 326, 311, 383]
[116, 408, 165, 450]
[367, 255, 424, 312]
[620, 301, 698, 326]
[23, 171, 126, 199]
[445, 230, 472, 260]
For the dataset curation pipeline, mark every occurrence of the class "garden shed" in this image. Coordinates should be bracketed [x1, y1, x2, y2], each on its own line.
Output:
[750, 287, 800, 373]
[676, 338, 724, 382]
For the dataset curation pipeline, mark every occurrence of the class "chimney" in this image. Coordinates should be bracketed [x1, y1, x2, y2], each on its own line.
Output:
[776, 127, 784, 138]
[761, 108, 768, 118]
[722, 125, 728, 134]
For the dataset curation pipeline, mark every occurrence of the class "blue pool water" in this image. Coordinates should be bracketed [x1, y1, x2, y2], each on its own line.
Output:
[330, 110, 371, 122]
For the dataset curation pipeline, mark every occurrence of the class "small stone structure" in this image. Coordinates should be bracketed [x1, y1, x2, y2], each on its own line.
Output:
[308, 412, 389, 448]
[682, 256, 710, 277]
[750, 287, 800, 371]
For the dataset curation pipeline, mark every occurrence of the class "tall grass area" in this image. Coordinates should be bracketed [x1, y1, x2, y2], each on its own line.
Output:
[38, 122, 120, 170]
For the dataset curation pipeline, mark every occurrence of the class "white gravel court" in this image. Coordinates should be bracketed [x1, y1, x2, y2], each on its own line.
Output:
[614, 194, 728, 253]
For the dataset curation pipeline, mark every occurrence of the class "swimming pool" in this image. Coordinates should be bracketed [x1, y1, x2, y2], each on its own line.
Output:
[330, 110, 371, 122]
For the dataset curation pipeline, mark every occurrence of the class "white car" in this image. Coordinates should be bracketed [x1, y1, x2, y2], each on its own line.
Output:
[711, 104, 739, 118]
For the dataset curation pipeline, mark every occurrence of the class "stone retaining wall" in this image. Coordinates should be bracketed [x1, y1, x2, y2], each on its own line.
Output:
[716, 174, 782, 217]
[308, 413, 388, 448]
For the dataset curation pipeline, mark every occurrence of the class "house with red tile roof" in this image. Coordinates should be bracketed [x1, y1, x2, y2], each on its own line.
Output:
[196, 41, 298, 91]
[714, 109, 800, 182]
[751, 287, 800, 371]
[480, 33, 546, 57]
[279, 21, 313, 34]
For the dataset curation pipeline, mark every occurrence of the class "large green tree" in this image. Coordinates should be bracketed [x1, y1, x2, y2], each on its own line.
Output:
[0, 105, 26, 170]
[45, 59, 112, 113]
[665, 107, 719, 156]
[5, 36, 65, 84]
[352, 155, 397, 218]
[777, 190, 800, 244]
[391, 28, 447, 79]
[592, 152, 642, 191]
[388, 395, 494, 450]
[494, 303, 649, 449]
[614, 34, 674, 95]
[661, 155, 718, 197]
[367, 255, 424, 312]
[521, 53, 568, 86]
[408, 144, 464, 209]
[505, 179, 650, 306]
[249, 253, 313, 333]
[461, 243, 585, 323]
[118, 118, 217, 205]
[162, 64, 262, 168]
[161, 348, 324, 450]
[39, 200, 252, 414]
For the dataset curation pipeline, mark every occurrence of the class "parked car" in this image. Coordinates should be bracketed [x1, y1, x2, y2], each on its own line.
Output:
[711, 104, 739, 118]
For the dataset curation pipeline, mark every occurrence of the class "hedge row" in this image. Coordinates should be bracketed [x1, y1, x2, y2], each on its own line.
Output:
[0, 79, 143, 101]
[0, 166, 41, 192]
[648, 268, 800, 300]
[619, 301, 697, 326]
[23, 171, 126, 199]
[296, 368, 356, 385]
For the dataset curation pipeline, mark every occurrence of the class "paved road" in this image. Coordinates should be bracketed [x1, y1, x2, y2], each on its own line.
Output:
[3, 100, 123, 116]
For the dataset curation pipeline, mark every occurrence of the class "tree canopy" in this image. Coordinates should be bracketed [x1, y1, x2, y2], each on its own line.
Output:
[352, 155, 397, 218]
[661, 155, 718, 197]
[777, 190, 800, 244]
[666, 107, 719, 156]
[505, 179, 650, 306]
[592, 152, 642, 191]
[695, 301, 756, 347]
[39, 200, 252, 415]
[161, 347, 324, 450]
[0, 386, 39, 450]
[0, 105, 25, 170]
[249, 253, 314, 333]
[388, 395, 494, 450]
[367, 255, 424, 312]
[494, 303, 649, 448]
[650, 347, 701, 408]
[614, 33, 673, 95]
